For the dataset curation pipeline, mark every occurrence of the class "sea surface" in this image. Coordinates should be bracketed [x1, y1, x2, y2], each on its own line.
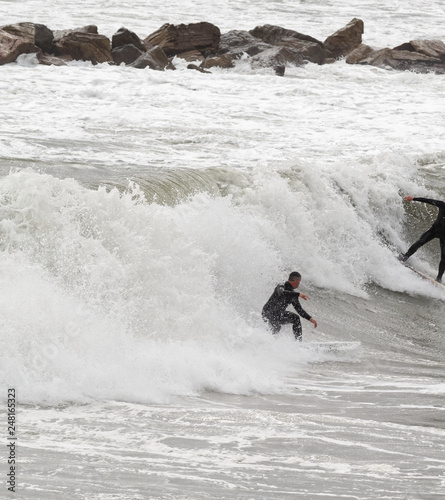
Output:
[1, 1, 445, 499]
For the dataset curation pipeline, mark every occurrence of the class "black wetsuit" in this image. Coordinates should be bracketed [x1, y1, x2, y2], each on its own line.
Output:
[262, 281, 312, 341]
[403, 197, 445, 282]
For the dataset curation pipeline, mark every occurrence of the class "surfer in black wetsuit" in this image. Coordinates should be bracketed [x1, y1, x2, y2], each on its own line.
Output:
[400, 196, 445, 283]
[262, 271, 317, 341]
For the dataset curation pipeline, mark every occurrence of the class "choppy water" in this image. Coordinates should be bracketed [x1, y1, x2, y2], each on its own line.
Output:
[1, 1, 445, 498]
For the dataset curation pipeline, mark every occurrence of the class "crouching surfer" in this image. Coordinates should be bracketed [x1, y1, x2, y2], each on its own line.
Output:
[262, 271, 317, 341]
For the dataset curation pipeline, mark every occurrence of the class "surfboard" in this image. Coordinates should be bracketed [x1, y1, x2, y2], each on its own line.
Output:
[404, 263, 445, 289]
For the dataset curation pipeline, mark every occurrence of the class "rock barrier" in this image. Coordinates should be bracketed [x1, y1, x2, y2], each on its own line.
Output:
[1, 19, 444, 75]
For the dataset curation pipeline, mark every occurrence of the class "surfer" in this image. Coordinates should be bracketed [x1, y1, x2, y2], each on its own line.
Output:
[400, 195, 445, 283]
[262, 271, 317, 341]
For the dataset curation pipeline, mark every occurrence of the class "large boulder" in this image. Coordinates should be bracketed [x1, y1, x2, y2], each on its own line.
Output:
[345, 43, 374, 64]
[218, 30, 272, 57]
[37, 53, 68, 66]
[0, 29, 39, 65]
[393, 39, 445, 62]
[250, 46, 305, 75]
[323, 18, 364, 59]
[250, 24, 321, 46]
[176, 50, 205, 62]
[144, 22, 220, 57]
[53, 25, 98, 42]
[249, 24, 326, 64]
[200, 53, 236, 70]
[129, 45, 173, 70]
[111, 44, 144, 65]
[112, 27, 145, 52]
[356, 47, 443, 72]
[204, 29, 305, 72]
[54, 29, 112, 64]
[1, 22, 54, 52]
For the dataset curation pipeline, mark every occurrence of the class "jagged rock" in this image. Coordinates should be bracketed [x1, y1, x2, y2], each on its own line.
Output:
[324, 18, 364, 59]
[54, 30, 112, 64]
[176, 50, 204, 62]
[251, 46, 305, 74]
[357, 47, 442, 72]
[393, 39, 445, 62]
[37, 53, 68, 66]
[200, 53, 236, 69]
[279, 38, 326, 64]
[0, 29, 39, 65]
[129, 45, 173, 70]
[53, 25, 98, 43]
[144, 22, 220, 57]
[112, 27, 145, 52]
[345, 43, 374, 64]
[250, 24, 321, 46]
[2, 22, 54, 52]
[111, 44, 144, 65]
[187, 63, 211, 73]
[250, 25, 326, 64]
[218, 30, 272, 57]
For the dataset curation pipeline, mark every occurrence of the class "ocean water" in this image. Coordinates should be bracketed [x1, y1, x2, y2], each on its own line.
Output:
[1, 1, 445, 498]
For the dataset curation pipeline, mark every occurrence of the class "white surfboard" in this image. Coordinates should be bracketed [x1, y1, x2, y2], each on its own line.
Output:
[404, 263, 445, 290]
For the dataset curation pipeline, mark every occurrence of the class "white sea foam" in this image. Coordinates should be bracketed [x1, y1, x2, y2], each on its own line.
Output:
[0, 162, 442, 404]
[0, 171, 306, 403]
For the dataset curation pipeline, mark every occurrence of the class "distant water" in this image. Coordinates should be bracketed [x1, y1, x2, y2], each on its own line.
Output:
[1, 1, 445, 499]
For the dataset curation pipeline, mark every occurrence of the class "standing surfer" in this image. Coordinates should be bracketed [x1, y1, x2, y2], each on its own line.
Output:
[400, 195, 445, 283]
[262, 271, 317, 341]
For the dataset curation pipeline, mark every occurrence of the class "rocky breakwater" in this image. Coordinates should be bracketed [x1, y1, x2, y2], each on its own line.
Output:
[1, 18, 444, 75]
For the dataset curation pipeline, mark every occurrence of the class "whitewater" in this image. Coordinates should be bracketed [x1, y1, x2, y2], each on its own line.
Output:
[1, 1, 445, 499]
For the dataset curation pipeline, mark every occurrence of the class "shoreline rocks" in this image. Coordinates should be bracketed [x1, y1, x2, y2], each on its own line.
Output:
[1, 19, 444, 75]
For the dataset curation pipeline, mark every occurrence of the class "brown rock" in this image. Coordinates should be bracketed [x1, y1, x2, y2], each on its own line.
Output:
[144, 22, 220, 57]
[358, 47, 442, 72]
[112, 27, 145, 52]
[251, 46, 305, 74]
[187, 63, 211, 73]
[200, 53, 236, 69]
[249, 25, 326, 64]
[0, 29, 39, 65]
[54, 30, 112, 64]
[282, 38, 326, 64]
[250, 25, 322, 46]
[2, 22, 54, 52]
[129, 45, 173, 70]
[345, 43, 374, 64]
[37, 53, 68, 66]
[111, 44, 144, 65]
[324, 18, 364, 59]
[53, 25, 98, 43]
[218, 30, 272, 57]
[393, 39, 445, 62]
[176, 50, 204, 62]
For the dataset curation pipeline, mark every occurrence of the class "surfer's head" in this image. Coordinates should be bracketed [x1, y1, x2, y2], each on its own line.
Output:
[288, 271, 301, 288]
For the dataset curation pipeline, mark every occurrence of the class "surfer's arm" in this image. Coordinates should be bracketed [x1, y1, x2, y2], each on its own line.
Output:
[413, 197, 445, 209]
[291, 298, 312, 321]
[404, 196, 445, 209]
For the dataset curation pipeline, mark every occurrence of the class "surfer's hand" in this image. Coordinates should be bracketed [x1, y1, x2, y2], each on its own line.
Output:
[310, 318, 317, 328]
[299, 293, 309, 300]
[404, 195, 414, 202]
